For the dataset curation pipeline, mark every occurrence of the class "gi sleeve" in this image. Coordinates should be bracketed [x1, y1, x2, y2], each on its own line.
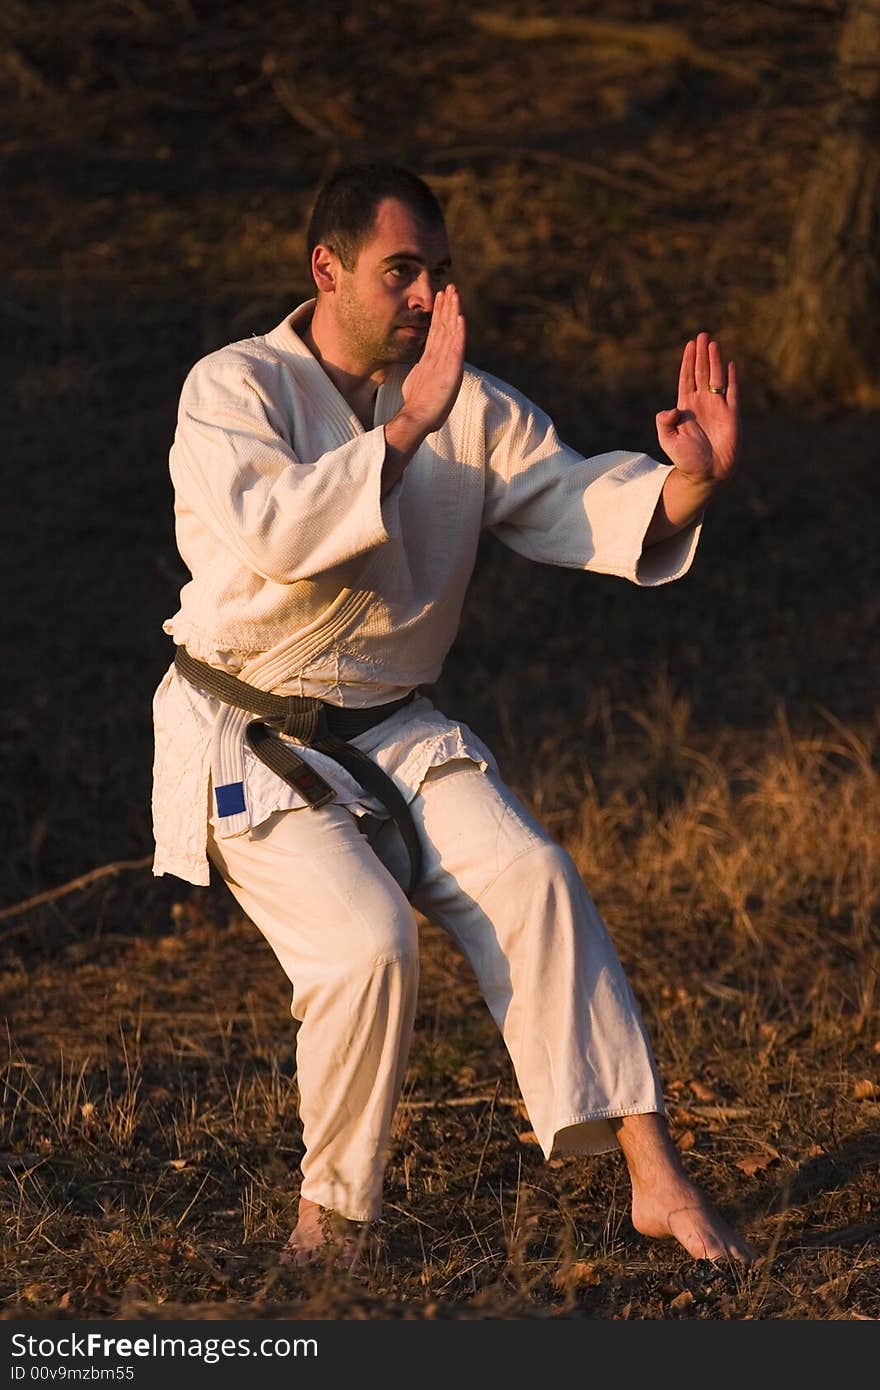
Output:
[478, 373, 701, 586]
[169, 352, 391, 584]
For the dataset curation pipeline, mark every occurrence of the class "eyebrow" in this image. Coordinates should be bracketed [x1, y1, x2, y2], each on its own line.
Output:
[379, 252, 452, 272]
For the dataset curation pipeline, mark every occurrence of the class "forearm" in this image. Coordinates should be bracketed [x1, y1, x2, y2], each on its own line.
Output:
[172, 410, 390, 583]
[382, 411, 430, 495]
[643, 468, 721, 547]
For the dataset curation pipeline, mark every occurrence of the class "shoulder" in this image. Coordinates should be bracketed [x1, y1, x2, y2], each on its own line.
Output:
[458, 362, 551, 434]
[461, 362, 543, 410]
[179, 334, 286, 406]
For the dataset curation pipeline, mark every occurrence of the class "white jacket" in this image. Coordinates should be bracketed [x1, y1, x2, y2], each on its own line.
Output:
[152, 301, 701, 885]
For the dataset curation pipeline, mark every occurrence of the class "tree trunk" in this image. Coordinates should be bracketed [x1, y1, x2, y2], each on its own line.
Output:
[766, 0, 880, 405]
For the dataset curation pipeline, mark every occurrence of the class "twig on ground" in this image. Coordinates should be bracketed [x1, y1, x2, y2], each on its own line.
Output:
[402, 1092, 525, 1111]
[0, 857, 152, 930]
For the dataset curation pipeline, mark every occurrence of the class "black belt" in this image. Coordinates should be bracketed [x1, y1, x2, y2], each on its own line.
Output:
[174, 645, 422, 897]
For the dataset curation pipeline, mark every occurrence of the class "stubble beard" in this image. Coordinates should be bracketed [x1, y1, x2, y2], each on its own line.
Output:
[337, 283, 426, 369]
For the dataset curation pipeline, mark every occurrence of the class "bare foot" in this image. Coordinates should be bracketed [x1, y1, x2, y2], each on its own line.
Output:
[279, 1196, 366, 1271]
[630, 1176, 759, 1265]
[611, 1112, 759, 1266]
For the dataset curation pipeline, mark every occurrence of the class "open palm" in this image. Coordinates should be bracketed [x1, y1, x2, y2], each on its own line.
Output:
[656, 332, 739, 485]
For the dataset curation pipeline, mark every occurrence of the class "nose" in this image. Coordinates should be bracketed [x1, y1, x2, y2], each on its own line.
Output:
[407, 271, 435, 315]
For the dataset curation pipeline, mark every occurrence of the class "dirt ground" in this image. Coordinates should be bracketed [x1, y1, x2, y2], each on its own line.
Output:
[1, 0, 878, 1321]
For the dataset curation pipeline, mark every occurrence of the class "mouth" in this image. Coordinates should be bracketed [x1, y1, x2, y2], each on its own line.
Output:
[397, 324, 429, 337]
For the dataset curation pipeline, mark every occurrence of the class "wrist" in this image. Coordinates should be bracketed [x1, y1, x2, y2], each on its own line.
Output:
[388, 407, 431, 449]
[381, 411, 430, 496]
[647, 466, 721, 546]
[670, 467, 724, 499]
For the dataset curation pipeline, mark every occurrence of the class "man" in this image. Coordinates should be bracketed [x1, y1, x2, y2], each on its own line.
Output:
[152, 162, 757, 1269]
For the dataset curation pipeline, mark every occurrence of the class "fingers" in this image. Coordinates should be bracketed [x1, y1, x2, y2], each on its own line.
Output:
[656, 407, 680, 431]
[427, 285, 463, 349]
[425, 286, 446, 345]
[694, 331, 710, 391]
[678, 338, 696, 401]
[430, 284, 465, 372]
[708, 338, 726, 393]
[726, 358, 738, 414]
[681, 331, 732, 399]
[433, 284, 459, 330]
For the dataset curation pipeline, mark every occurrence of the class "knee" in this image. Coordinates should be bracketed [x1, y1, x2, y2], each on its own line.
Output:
[348, 892, 420, 977]
[491, 838, 602, 934]
[369, 904, 420, 973]
[514, 840, 581, 898]
[293, 901, 419, 1023]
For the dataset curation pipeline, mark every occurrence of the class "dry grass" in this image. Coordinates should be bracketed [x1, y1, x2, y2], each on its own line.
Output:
[2, 688, 878, 1320]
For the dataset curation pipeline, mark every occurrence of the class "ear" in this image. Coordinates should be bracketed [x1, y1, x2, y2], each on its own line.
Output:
[311, 243, 340, 294]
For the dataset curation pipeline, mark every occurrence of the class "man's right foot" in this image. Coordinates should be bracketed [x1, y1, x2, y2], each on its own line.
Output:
[279, 1196, 365, 1270]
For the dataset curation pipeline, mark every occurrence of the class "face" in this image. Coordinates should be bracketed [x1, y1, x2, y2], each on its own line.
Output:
[325, 198, 452, 370]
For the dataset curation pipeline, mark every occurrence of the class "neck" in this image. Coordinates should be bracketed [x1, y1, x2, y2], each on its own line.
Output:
[302, 300, 386, 430]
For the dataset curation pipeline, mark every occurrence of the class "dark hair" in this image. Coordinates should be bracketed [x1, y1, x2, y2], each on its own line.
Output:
[306, 162, 446, 271]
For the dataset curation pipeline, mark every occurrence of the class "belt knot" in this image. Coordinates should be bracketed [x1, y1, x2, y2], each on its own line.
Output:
[280, 696, 325, 742]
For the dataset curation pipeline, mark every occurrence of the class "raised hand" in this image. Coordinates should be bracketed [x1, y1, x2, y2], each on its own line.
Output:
[656, 332, 740, 487]
[398, 284, 466, 436]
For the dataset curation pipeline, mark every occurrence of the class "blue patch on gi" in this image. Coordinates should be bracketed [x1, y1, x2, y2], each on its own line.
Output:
[215, 781, 246, 817]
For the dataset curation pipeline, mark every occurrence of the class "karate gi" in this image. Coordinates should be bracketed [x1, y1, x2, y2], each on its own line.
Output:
[152, 300, 701, 1221]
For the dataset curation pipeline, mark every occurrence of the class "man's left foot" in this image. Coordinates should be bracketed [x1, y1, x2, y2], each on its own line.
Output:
[279, 1196, 366, 1270]
[611, 1113, 760, 1265]
[631, 1177, 759, 1265]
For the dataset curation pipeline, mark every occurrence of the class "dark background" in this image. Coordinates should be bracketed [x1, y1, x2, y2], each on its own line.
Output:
[2, 0, 877, 906]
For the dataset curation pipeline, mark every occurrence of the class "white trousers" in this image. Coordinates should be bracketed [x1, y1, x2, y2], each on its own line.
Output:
[207, 760, 665, 1222]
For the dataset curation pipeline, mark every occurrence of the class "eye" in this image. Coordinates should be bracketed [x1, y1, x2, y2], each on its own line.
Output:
[386, 264, 412, 282]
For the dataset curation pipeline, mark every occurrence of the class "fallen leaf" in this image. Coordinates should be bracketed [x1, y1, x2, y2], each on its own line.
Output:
[852, 1079, 879, 1101]
[676, 1129, 695, 1152]
[814, 1276, 846, 1299]
[669, 1289, 695, 1311]
[735, 1147, 780, 1176]
[688, 1080, 716, 1102]
[517, 1129, 541, 1145]
[168, 1158, 188, 1170]
[807, 1143, 824, 1158]
[551, 1260, 601, 1291]
[669, 1106, 701, 1125]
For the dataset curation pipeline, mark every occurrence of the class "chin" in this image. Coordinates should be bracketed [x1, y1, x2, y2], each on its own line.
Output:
[384, 342, 423, 366]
